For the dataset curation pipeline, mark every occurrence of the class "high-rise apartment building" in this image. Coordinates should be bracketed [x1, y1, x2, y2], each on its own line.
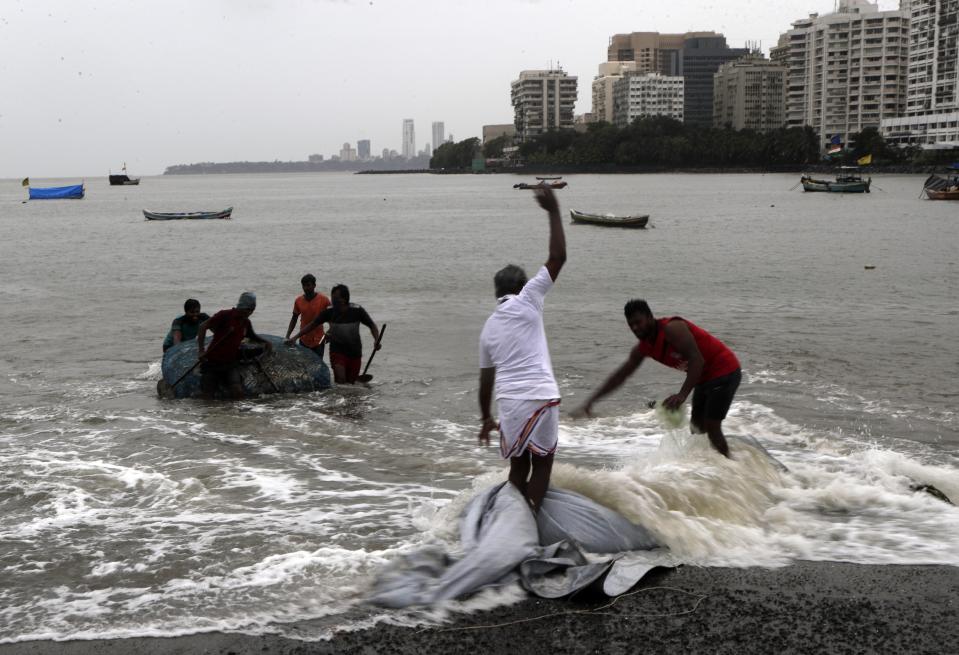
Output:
[592, 61, 640, 123]
[780, 0, 908, 150]
[357, 139, 371, 160]
[402, 119, 415, 159]
[339, 142, 357, 162]
[511, 69, 578, 139]
[432, 122, 445, 152]
[602, 31, 747, 126]
[681, 35, 751, 126]
[713, 56, 786, 131]
[882, 0, 959, 147]
[611, 72, 685, 127]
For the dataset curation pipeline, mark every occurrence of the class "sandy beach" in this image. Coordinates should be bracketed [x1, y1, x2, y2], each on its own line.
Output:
[2, 562, 956, 655]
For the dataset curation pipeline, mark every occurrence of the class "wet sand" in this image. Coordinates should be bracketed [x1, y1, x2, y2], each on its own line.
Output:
[2, 562, 956, 655]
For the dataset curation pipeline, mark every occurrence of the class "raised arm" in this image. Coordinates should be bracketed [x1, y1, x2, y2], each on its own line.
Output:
[572, 349, 644, 418]
[661, 320, 704, 410]
[535, 187, 566, 281]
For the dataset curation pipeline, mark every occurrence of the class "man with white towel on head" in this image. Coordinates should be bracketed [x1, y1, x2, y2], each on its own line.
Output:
[477, 186, 566, 514]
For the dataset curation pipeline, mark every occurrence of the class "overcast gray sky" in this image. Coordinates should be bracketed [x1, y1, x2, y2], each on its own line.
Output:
[1, 0, 900, 178]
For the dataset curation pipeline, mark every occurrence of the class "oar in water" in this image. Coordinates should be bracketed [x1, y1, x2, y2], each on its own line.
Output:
[356, 323, 387, 383]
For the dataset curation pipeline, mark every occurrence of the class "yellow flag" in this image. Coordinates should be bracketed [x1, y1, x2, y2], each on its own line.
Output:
[21, 177, 29, 187]
[857, 154, 872, 166]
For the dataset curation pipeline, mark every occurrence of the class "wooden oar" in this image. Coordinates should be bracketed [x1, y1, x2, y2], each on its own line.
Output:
[356, 323, 387, 383]
[253, 355, 280, 393]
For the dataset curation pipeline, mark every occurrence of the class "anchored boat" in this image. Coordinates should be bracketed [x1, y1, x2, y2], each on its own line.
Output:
[143, 207, 233, 221]
[109, 163, 140, 186]
[514, 177, 568, 190]
[922, 173, 959, 199]
[570, 209, 649, 228]
[801, 167, 871, 193]
[27, 183, 85, 199]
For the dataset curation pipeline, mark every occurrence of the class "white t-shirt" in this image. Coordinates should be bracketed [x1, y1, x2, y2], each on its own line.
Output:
[479, 266, 560, 400]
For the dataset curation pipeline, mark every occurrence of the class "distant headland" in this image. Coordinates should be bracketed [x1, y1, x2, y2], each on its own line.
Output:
[164, 155, 431, 175]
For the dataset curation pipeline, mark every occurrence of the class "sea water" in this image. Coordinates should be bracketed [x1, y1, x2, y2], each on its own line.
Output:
[0, 172, 957, 642]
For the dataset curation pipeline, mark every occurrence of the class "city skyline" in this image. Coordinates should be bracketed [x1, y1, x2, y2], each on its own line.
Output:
[1, 0, 902, 177]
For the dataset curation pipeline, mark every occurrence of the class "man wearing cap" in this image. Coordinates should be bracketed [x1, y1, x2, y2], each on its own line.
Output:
[195, 292, 272, 400]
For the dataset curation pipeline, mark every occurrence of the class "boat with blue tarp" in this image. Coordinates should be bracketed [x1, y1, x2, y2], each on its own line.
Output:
[28, 183, 85, 199]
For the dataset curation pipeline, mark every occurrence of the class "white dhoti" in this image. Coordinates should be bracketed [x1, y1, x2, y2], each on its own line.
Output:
[497, 398, 560, 459]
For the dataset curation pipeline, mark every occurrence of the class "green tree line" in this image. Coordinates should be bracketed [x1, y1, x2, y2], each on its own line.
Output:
[429, 118, 951, 171]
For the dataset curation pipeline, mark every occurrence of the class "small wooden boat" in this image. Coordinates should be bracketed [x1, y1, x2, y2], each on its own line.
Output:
[143, 207, 233, 221]
[28, 183, 85, 199]
[922, 174, 959, 199]
[801, 167, 871, 193]
[514, 177, 568, 190]
[570, 209, 649, 228]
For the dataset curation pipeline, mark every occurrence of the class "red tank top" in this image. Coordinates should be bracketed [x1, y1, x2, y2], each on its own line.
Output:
[633, 317, 739, 383]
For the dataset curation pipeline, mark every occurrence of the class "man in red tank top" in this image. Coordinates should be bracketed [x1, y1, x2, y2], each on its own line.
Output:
[573, 299, 741, 457]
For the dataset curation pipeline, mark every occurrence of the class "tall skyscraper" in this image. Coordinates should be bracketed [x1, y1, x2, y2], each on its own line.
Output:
[882, 0, 958, 147]
[402, 119, 415, 159]
[680, 35, 750, 126]
[432, 122, 445, 151]
[780, 0, 907, 150]
[357, 139, 371, 160]
[511, 69, 578, 139]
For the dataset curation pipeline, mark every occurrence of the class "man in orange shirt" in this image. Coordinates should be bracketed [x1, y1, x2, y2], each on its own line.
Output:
[285, 274, 331, 359]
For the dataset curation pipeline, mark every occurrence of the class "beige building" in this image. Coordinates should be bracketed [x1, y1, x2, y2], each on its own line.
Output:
[482, 124, 516, 144]
[779, 0, 908, 150]
[713, 56, 786, 131]
[511, 69, 578, 139]
[882, 0, 959, 148]
[612, 72, 685, 127]
[591, 61, 640, 124]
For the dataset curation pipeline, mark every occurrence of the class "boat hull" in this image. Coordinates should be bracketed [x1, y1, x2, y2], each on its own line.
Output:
[109, 175, 140, 186]
[570, 210, 649, 228]
[143, 207, 232, 220]
[801, 177, 871, 193]
[925, 188, 959, 200]
[514, 182, 568, 190]
[922, 174, 959, 199]
[158, 335, 331, 399]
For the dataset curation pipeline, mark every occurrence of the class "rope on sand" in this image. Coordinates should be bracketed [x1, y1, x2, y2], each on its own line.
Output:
[415, 586, 708, 634]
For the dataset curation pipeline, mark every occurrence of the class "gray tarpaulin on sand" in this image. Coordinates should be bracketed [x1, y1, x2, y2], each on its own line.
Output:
[370, 484, 666, 607]
[370, 436, 786, 607]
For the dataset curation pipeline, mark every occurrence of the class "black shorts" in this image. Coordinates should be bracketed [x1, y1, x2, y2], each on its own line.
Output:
[691, 369, 741, 425]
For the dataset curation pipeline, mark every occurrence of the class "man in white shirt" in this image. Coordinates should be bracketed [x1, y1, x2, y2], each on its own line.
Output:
[478, 187, 565, 512]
